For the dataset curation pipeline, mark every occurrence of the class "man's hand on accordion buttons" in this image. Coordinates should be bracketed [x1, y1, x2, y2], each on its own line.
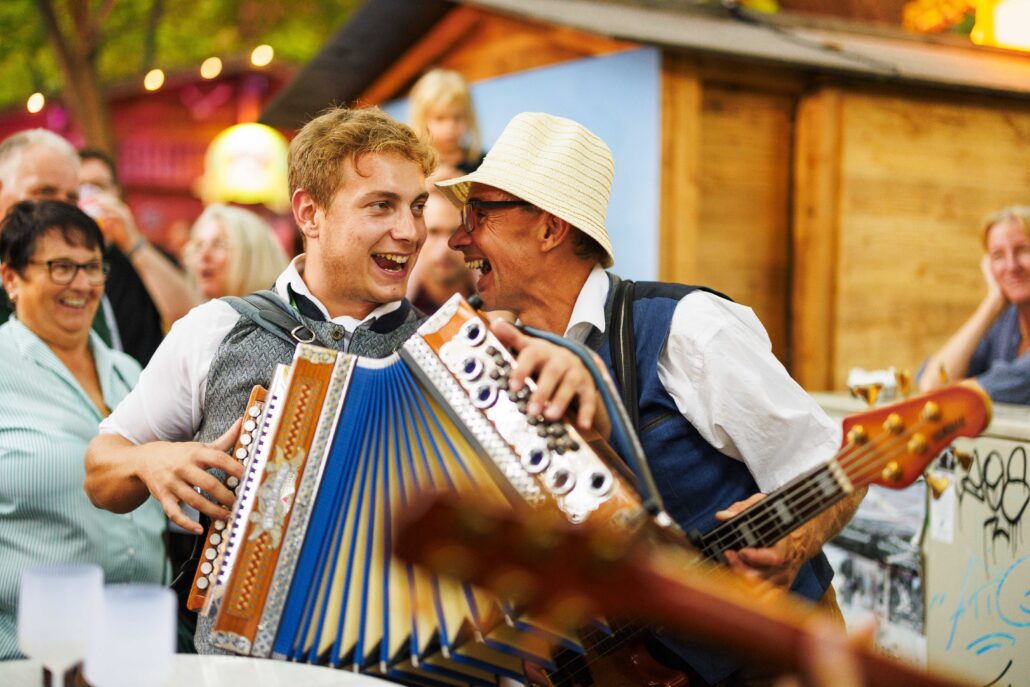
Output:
[491, 319, 609, 436]
[137, 418, 245, 534]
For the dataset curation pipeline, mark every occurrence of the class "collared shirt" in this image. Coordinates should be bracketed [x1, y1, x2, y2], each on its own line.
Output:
[0, 319, 167, 659]
[100, 255, 404, 444]
[564, 265, 841, 492]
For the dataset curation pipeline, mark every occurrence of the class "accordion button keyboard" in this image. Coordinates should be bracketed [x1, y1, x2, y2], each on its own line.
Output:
[547, 466, 575, 495]
[461, 320, 486, 345]
[460, 356, 484, 380]
[521, 447, 550, 473]
[587, 470, 614, 497]
[473, 384, 499, 409]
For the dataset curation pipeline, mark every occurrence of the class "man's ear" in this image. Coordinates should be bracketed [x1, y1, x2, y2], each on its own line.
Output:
[292, 189, 320, 239]
[1, 264, 17, 302]
[540, 214, 572, 254]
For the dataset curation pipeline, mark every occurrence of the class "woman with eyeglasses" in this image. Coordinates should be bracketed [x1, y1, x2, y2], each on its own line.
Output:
[0, 200, 167, 659]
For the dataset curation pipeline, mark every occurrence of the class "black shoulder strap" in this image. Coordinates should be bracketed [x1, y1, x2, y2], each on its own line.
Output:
[608, 278, 639, 432]
[221, 290, 322, 346]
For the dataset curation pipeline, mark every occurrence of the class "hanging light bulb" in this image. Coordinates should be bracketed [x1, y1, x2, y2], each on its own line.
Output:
[250, 44, 274, 67]
[143, 69, 165, 91]
[200, 57, 223, 79]
[26, 92, 45, 113]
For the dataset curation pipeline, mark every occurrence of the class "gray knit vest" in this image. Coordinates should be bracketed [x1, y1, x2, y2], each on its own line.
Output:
[195, 300, 423, 653]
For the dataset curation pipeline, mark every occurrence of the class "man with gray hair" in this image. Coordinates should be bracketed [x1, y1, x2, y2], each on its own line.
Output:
[441, 112, 865, 685]
[0, 129, 196, 360]
[0, 129, 112, 341]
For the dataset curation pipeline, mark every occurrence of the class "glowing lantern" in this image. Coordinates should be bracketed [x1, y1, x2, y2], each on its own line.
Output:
[199, 123, 289, 213]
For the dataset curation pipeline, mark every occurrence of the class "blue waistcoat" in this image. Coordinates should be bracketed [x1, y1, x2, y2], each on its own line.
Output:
[586, 275, 834, 684]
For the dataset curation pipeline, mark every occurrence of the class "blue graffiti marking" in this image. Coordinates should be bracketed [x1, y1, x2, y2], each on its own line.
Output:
[966, 632, 1016, 656]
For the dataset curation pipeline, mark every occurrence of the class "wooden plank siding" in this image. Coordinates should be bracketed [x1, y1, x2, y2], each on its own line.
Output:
[695, 84, 795, 362]
[659, 54, 703, 287]
[791, 88, 844, 390]
[661, 55, 798, 364]
[828, 89, 1030, 388]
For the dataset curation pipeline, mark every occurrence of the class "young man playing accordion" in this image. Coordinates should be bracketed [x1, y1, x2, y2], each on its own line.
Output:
[84, 107, 605, 651]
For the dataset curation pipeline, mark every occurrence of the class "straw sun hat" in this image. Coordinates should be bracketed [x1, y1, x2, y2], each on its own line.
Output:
[435, 112, 615, 268]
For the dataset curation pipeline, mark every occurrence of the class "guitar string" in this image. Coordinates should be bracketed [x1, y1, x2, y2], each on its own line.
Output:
[545, 414, 946, 681]
[700, 416, 935, 554]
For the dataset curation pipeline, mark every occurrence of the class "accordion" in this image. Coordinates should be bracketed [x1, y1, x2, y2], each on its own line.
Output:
[188, 295, 653, 684]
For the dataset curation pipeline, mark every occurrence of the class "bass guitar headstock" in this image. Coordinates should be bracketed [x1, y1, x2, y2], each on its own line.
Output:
[838, 381, 990, 496]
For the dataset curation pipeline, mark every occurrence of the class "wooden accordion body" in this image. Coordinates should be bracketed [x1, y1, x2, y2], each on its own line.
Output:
[194, 295, 649, 684]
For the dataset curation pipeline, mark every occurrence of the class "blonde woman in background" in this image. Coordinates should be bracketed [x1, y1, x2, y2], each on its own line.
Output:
[918, 205, 1030, 403]
[184, 204, 289, 299]
[409, 68, 484, 174]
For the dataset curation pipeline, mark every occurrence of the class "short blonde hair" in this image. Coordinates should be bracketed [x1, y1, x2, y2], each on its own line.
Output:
[185, 204, 289, 297]
[982, 205, 1030, 248]
[409, 69, 481, 165]
[288, 107, 436, 211]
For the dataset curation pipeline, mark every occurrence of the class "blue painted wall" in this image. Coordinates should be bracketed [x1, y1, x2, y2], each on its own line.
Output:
[384, 47, 661, 280]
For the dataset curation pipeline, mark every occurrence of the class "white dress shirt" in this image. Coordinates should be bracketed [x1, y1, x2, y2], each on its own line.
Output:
[564, 265, 841, 493]
[100, 255, 403, 445]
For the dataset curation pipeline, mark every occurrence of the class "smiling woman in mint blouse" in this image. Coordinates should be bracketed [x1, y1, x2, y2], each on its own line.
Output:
[0, 200, 166, 660]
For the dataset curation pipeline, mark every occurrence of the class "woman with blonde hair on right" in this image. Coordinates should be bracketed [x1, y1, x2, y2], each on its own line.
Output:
[409, 68, 484, 174]
[184, 203, 289, 300]
[917, 205, 1030, 403]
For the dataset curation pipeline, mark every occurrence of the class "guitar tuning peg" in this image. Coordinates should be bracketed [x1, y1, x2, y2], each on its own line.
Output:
[925, 473, 950, 499]
[849, 383, 882, 407]
[881, 461, 903, 483]
[953, 449, 973, 472]
[894, 369, 912, 398]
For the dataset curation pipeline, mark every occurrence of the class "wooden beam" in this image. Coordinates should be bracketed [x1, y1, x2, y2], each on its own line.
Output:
[358, 5, 483, 105]
[791, 87, 843, 391]
[659, 53, 703, 283]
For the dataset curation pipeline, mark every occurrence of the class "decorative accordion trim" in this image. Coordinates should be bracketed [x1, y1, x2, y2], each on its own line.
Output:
[252, 352, 357, 657]
[210, 345, 338, 651]
[187, 386, 267, 611]
[204, 364, 291, 618]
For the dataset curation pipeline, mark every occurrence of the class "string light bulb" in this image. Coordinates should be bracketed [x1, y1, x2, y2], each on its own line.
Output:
[26, 92, 45, 113]
[143, 68, 165, 91]
[250, 44, 274, 67]
[200, 57, 223, 79]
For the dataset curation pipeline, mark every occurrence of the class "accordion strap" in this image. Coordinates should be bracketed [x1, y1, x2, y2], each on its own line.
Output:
[222, 290, 323, 346]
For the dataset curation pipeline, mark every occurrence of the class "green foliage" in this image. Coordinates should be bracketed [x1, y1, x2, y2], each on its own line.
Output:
[0, 0, 360, 110]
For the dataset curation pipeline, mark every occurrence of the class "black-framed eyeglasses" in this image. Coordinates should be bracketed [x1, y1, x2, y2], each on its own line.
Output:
[461, 199, 533, 234]
[28, 259, 110, 285]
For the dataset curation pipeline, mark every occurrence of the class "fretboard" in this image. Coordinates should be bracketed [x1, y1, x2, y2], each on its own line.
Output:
[696, 462, 851, 561]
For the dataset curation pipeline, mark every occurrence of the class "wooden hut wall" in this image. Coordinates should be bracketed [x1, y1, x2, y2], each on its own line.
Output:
[661, 55, 802, 365]
[660, 52, 1030, 388]
[794, 87, 1030, 389]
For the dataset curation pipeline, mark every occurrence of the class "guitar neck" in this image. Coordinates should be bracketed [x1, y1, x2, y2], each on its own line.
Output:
[697, 462, 851, 560]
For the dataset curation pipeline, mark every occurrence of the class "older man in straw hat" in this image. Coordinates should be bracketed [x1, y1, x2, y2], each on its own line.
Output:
[440, 112, 864, 685]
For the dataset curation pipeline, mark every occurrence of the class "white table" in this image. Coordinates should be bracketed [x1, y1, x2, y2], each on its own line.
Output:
[0, 655, 395, 686]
